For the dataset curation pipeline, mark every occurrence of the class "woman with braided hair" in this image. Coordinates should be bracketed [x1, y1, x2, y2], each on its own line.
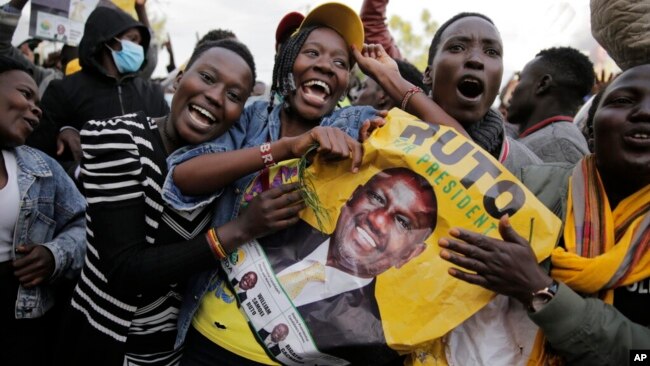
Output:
[161, 3, 470, 365]
[161, 5, 382, 365]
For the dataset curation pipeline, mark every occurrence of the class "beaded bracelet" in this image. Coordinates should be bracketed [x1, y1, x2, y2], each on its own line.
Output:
[260, 142, 276, 167]
[400, 86, 424, 110]
[206, 228, 227, 260]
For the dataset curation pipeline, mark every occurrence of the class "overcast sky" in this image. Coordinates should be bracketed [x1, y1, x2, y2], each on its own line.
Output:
[13, 0, 613, 86]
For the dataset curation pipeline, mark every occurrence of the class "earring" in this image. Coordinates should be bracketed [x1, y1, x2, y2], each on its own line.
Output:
[282, 73, 296, 93]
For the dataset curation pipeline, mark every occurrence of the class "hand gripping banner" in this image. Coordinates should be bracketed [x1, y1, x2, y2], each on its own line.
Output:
[222, 109, 561, 365]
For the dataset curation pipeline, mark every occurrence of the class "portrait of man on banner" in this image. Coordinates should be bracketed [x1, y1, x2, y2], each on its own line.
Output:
[226, 109, 561, 365]
[257, 323, 290, 357]
[230, 270, 258, 302]
[259, 167, 438, 363]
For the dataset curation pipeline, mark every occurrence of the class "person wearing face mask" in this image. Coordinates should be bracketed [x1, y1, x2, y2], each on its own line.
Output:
[26, 5, 168, 177]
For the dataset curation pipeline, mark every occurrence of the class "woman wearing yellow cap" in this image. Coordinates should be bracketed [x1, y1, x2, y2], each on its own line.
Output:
[165, 4, 384, 365]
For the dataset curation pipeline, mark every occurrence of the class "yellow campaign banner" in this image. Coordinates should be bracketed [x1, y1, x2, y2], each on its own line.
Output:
[300, 109, 561, 350]
[230, 108, 561, 364]
[111, 0, 137, 18]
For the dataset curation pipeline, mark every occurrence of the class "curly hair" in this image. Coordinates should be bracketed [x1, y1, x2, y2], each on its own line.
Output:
[535, 47, 595, 104]
[0, 55, 31, 75]
[197, 29, 237, 47]
[185, 39, 256, 87]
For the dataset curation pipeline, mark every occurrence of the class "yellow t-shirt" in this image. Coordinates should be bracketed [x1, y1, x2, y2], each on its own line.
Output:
[192, 275, 279, 365]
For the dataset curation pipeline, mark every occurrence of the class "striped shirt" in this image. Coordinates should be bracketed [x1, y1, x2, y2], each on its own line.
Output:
[68, 113, 217, 365]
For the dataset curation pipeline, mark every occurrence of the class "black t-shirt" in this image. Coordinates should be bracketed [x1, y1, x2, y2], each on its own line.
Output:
[614, 277, 650, 326]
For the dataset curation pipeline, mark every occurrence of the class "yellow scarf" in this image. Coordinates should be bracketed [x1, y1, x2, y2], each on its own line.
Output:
[528, 155, 650, 365]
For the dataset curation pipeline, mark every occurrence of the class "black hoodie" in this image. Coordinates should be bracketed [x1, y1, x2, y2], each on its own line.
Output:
[27, 6, 168, 159]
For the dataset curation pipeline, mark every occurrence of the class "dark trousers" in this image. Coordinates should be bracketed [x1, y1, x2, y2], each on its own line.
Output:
[0, 261, 64, 366]
[180, 326, 269, 366]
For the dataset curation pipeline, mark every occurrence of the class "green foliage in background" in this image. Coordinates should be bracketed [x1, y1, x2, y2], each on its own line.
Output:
[388, 9, 438, 71]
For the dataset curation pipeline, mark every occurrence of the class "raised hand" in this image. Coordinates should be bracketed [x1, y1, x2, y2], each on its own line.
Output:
[352, 43, 399, 82]
[439, 215, 553, 304]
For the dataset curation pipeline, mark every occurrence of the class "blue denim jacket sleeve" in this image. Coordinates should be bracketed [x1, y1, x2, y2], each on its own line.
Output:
[162, 104, 377, 211]
[12, 147, 85, 319]
[161, 102, 264, 211]
[42, 158, 87, 281]
[172, 104, 379, 346]
[15, 147, 86, 277]
[162, 141, 228, 211]
[321, 105, 377, 140]
[162, 101, 272, 211]
[14, 147, 87, 281]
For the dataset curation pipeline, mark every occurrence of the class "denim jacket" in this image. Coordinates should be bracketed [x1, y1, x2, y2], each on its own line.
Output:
[162, 101, 376, 346]
[11, 146, 86, 319]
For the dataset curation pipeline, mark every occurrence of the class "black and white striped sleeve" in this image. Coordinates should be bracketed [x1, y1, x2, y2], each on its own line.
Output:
[80, 115, 144, 206]
[79, 114, 216, 295]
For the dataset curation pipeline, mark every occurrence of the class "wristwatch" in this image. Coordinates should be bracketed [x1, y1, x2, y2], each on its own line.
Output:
[528, 280, 559, 312]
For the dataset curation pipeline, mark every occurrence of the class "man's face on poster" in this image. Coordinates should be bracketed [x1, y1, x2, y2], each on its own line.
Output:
[331, 169, 436, 278]
[271, 323, 289, 343]
[240, 271, 258, 290]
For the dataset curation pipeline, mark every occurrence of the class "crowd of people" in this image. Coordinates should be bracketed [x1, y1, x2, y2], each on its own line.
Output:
[0, 0, 648, 365]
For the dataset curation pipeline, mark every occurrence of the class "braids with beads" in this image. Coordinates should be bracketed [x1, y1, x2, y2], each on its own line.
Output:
[268, 25, 319, 114]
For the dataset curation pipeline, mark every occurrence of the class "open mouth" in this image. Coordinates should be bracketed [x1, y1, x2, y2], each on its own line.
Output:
[457, 76, 484, 99]
[301, 79, 331, 104]
[189, 104, 216, 126]
[355, 226, 377, 249]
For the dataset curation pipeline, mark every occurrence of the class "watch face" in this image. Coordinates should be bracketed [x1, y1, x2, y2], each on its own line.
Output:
[529, 281, 558, 312]
[531, 293, 552, 312]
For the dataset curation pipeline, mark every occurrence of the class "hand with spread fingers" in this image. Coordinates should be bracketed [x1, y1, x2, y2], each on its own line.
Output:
[352, 43, 400, 86]
[439, 215, 553, 305]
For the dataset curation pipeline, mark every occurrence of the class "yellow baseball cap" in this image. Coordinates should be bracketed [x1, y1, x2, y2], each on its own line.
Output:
[298, 2, 364, 50]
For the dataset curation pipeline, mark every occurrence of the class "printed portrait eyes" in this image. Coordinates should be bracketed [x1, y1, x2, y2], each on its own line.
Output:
[395, 215, 412, 231]
[367, 190, 386, 206]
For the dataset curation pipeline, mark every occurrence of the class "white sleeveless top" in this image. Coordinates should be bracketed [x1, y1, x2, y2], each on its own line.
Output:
[0, 149, 20, 262]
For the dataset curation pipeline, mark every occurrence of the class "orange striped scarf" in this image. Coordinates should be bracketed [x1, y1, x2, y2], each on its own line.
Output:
[528, 155, 650, 365]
